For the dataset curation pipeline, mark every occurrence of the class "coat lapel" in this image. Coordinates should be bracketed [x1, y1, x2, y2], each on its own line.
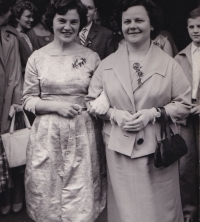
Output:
[132, 43, 169, 93]
[109, 43, 135, 110]
[177, 43, 193, 85]
[85, 23, 97, 47]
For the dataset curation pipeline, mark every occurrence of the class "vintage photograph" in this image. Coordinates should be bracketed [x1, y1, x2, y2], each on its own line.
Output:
[0, 0, 199, 221]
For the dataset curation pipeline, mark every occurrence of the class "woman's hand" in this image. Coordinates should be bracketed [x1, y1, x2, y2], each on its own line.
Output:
[123, 108, 156, 132]
[55, 102, 81, 118]
[12, 104, 23, 112]
[111, 108, 133, 128]
[191, 104, 200, 115]
[88, 91, 110, 115]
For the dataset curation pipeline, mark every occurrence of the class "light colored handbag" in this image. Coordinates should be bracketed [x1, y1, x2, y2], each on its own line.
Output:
[1, 111, 31, 167]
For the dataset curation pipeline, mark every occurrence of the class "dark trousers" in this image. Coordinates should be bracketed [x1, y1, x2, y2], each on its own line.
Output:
[179, 115, 199, 222]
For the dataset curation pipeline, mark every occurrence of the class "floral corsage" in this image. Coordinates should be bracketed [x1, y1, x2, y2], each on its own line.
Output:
[72, 57, 86, 69]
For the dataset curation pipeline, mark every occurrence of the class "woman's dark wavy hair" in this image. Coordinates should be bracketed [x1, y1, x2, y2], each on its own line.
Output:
[12, 0, 37, 19]
[45, 0, 88, 33]
[117, 0, 162, 39]
[11, 0, 37, 26]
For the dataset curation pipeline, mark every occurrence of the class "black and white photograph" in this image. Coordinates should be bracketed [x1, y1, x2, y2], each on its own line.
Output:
[0, 0, 199, 221]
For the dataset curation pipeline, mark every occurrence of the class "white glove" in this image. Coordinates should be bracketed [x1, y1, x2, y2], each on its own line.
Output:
[123, 108, 156, 131]
[89, 91, 110, 115]
[110, 107, 133, 128]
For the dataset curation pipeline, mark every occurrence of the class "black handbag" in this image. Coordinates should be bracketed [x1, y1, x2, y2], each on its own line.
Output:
[154, 107, 188, 168]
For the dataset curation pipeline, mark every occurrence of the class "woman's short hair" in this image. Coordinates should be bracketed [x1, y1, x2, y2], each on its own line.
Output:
[187, 7, 200, 21]
[117, 0, 162, 39]
[45, 0, 88, 33]
[12, 0, 37, 19]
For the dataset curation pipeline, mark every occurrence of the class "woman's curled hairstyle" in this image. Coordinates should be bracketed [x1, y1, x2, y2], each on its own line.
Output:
[117, 0, 162, 39]
[45, 0, 88, 33]
[11, 0, 37, 26]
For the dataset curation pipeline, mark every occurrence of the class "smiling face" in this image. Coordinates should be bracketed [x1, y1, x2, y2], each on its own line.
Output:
[53, 9, 80, 44]
[187, 16, 200, 47]
[81, 0, 96, 26]
[122, 5, 152, 47]
[17, 9, 34, 31]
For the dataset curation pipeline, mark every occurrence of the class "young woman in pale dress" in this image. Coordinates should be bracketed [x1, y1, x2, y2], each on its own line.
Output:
[22, 1, 106, 221]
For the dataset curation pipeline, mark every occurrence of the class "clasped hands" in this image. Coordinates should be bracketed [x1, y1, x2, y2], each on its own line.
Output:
[111, 108, 156, 132]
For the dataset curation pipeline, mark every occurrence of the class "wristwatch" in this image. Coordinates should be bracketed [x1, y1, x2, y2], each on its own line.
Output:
[155, 108, 161, 118]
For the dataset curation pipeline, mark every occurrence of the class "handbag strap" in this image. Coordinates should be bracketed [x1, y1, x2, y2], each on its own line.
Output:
[159, 107, 174, 142]
[10, 111, 31, 134]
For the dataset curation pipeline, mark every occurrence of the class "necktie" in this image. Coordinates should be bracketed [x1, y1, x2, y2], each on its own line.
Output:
[80, 28, 87, 45]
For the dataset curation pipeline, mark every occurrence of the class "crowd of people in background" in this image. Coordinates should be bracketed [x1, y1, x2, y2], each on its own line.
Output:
[0, 0, 199, 221]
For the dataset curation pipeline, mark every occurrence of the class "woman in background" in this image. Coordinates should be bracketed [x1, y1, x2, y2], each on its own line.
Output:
[27, 2, 54, 51]
[22, 0, 106, 221]
[11, 0, 37, 76]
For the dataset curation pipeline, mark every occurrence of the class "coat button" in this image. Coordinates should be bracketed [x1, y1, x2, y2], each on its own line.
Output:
[137, 138, 144, 145]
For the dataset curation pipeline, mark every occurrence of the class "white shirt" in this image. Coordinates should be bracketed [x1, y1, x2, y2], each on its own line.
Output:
[79, 22, 93, 40]
[191, 42, 200, 99]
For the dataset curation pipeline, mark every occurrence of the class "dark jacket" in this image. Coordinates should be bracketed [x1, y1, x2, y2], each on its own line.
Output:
[75, 23, 117, 60]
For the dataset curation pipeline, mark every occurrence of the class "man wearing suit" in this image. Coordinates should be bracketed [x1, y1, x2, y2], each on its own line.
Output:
[175, 7, 200, 222]
[76, 0, 117, 60]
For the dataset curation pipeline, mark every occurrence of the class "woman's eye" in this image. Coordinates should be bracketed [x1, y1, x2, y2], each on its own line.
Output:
[124, 20, 130, 24]
[136, 19, 143, 23]
[71, 20, 78, 25]
[58, 19, 65, 23]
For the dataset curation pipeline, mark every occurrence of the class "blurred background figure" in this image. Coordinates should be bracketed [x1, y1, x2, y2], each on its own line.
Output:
[76, 0, 117, 60]
[0, 0, 24, 215]
[152, 34, 173, 57]
[175, 7, 200, 222]
[93, 10, 102, 26]
[11, 0, 37, 126]
[11, 0, 37, 76]
[27, 0, 54, 51]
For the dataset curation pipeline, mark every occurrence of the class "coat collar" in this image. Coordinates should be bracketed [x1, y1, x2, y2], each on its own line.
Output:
[106, 41, 169, 95]
[177, 43, 192, 66]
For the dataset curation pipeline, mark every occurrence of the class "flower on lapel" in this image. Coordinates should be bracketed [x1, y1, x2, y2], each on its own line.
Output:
[72, 57, 86, 69]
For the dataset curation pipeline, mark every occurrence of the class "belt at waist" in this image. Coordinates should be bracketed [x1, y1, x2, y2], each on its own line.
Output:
[41, 95, 87, 108]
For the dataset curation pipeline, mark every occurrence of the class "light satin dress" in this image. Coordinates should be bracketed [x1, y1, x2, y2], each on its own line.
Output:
[22, 47, 106, 222]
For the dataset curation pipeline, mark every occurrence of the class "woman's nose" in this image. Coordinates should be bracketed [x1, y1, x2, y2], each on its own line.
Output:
[130, 21, 137, 29]
[63, 22, 71, 29]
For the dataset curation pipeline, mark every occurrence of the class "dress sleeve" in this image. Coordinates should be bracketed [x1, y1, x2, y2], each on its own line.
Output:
[22, 52, 42, 114]
[85, 59, 104, 102]
[89, 51, 101, 75]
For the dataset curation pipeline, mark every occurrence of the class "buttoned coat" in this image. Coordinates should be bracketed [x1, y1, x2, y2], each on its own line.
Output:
[75, 23, 117, 60]
[0, 25, 23, 134]
[86, 42, 191, 158]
